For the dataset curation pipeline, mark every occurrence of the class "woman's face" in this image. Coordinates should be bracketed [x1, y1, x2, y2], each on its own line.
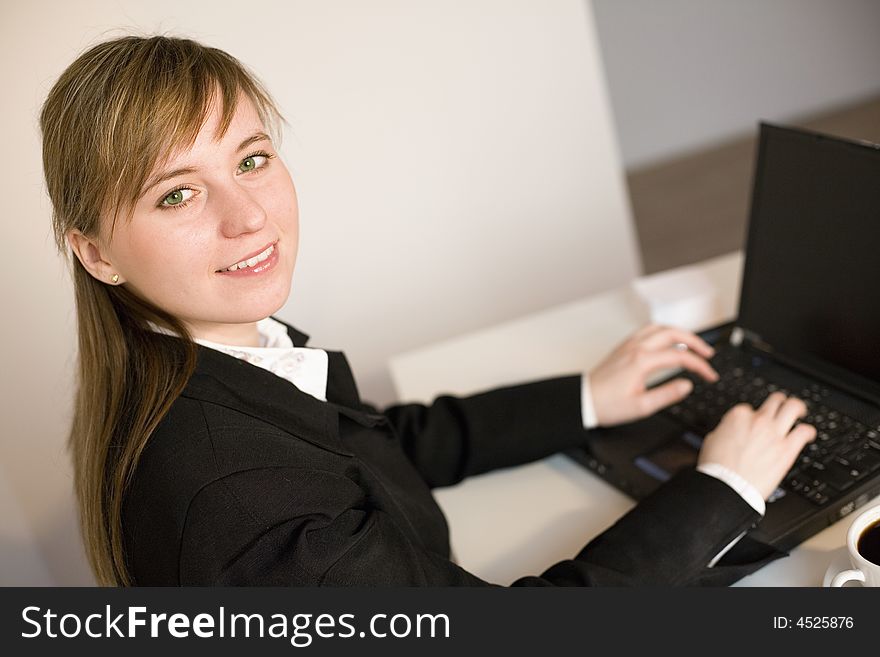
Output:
[70, 92, 299, 343]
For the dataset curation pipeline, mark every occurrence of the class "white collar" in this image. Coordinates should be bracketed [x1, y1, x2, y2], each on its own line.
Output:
[146, 316, 329, 402]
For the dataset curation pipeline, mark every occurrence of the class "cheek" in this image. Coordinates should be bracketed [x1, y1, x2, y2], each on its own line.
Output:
[269, 173, 300, 241]
[272, 166, 299, 216]
[121, 222, 214, 284]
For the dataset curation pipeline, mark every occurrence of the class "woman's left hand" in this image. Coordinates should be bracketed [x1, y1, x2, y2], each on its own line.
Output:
[589, 324, 719, 427]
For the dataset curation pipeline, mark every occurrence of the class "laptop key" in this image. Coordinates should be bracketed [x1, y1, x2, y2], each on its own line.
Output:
[818, 462, 857, 492]
[787, 480, 805, 493]
[850, 449, 880, 474]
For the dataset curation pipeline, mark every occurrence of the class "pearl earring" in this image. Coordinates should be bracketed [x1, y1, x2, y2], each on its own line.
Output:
[111, 274, 119, 284]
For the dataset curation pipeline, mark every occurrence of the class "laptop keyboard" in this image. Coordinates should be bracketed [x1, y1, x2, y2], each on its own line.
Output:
[665, 346, 880, 507]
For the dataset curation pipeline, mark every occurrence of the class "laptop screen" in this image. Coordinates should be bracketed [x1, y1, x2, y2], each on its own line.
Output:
[738, 123, 880, 402]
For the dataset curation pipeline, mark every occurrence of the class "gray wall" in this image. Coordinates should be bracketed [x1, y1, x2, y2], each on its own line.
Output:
[592, 0, 880, 168]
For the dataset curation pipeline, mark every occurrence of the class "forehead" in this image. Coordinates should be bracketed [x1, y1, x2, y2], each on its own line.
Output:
[165, 92, 264, 163]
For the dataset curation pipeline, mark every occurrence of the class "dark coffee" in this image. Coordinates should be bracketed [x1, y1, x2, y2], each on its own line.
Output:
[857, 519, 880, 567]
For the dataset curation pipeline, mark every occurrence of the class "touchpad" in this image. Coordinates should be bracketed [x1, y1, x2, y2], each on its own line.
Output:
[633, 431, 703, 482]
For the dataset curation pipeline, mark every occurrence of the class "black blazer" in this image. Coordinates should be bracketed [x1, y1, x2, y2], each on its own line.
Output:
[122, 318, 785, 586]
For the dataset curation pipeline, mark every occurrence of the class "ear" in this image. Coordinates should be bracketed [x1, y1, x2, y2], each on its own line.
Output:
[66, 229, 124, 285]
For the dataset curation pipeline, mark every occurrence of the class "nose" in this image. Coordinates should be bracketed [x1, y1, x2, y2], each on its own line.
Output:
[214, 182, 268, 238]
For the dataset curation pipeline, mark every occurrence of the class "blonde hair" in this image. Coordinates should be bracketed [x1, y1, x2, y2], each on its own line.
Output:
[39, 34, 286, 585]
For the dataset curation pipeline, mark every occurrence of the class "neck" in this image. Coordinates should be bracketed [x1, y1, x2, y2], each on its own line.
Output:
[185, 320, 262, 348]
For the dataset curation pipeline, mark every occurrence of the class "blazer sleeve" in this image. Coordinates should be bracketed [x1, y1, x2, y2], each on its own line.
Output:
[178, 465, 775, 587]
[379, 374, 590, 488]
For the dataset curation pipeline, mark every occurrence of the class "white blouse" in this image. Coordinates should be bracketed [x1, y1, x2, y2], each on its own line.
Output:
[192, 317, 330, 403]
[147, 316, 329, 402]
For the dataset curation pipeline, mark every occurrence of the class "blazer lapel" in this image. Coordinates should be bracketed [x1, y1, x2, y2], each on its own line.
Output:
[324, 350, 363, 408]
[277, 318, 310, 348]
[175, 317, 386, 456]
[269, 316, 380, 422]
[182, 345, 353, 457]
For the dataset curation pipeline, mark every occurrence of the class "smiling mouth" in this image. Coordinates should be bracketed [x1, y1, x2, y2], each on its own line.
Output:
[217, 241, 278, 272]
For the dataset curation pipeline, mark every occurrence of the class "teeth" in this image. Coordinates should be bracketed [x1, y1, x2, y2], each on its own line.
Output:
[220, 243, 274, 272]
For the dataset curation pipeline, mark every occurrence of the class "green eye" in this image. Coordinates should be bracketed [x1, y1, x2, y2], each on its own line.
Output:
[159, 187, 194, 209]
[239, 153, 268, 173]
[164, 189, 185, 205]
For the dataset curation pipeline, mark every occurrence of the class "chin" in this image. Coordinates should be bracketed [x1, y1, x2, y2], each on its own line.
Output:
[246, 290, 291, 322]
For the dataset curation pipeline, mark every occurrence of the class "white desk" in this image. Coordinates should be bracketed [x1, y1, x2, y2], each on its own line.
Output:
[389, 251, 873, 586]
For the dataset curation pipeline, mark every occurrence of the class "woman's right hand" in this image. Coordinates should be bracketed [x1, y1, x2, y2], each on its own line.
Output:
[698, 392, 817, 500]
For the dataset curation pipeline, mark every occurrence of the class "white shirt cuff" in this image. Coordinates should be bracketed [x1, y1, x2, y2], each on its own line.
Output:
[697, 462, 766, 568]
[580, 374, 598, 429]
[696, 462, 766, 516]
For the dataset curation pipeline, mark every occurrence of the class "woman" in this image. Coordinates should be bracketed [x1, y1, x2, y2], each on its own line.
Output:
[40, 35, 815, 586]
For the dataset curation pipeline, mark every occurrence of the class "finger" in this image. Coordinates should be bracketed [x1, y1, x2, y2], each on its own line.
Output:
[642, 349, 719, 382]
[757, 391, 786, 418]
[638, 378, 693, 416]
[641, 327, 715, 359]
[633, 323, 663, 340]
[784, 422, 817, 457]
[773, 396, 810, 432]
[717, 402, 753, 429]
[610, 324, 657, 357]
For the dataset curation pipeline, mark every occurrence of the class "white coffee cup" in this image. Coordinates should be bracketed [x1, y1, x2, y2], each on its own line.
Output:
[829, 503, 880, 587]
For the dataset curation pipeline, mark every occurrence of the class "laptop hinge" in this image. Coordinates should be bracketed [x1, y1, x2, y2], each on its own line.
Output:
[730, 326, 772, 353]
[732, 326, 880, 410]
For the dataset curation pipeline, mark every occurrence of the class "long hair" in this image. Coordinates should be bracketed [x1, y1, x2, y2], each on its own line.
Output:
[39, 34, 285, 585]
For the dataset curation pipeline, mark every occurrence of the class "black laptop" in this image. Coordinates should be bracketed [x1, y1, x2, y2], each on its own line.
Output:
[567, 122, 880, 553]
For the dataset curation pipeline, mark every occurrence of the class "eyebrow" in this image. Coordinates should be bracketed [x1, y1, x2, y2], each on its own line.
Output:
[141, 131, 272, 197]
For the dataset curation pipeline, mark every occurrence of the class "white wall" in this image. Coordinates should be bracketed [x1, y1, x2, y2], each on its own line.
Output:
[0, 0, 637, 584]
[592, 0, 880, 169]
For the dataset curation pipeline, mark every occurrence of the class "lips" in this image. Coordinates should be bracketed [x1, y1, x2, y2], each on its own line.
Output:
[217, 240, 278, 272]
[216, 241, 280, 278]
